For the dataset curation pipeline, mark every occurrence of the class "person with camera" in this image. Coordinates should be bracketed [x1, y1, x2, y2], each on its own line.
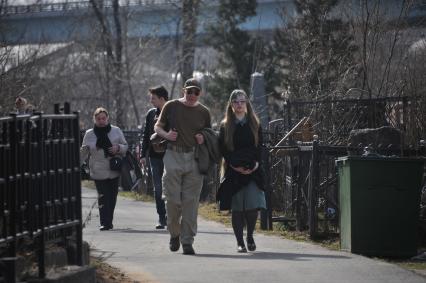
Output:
[140, 86, 169, 229]
[80, 107, 128, 231]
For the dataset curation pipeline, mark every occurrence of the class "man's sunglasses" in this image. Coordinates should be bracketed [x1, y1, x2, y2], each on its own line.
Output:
[186, 89, 200, 96]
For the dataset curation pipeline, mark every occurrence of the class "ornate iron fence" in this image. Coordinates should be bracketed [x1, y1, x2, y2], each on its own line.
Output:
[266, 96, 426, 237]
[266, 141, 425, 237]
[283, 96, 425, 145]
[0, 106, 83, 282]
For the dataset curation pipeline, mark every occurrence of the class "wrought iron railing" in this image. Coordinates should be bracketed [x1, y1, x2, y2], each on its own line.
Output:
[0, 106, 83, 282]
[0, 0, 181, 15]
[266, 96, 426, 237]
[283, 96, 425, 145]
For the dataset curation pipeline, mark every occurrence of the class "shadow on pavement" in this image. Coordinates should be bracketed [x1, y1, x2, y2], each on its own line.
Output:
[106, 228, 169, 234]
[194, 251, 350, 261]
[197, 230, 234, 236]
[90, 249, 117, 260]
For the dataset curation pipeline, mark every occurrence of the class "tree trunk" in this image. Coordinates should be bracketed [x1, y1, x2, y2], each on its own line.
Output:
[112, 0, 125, 128]
[89, 0, 125, 128]
[181, 0, 200, 83]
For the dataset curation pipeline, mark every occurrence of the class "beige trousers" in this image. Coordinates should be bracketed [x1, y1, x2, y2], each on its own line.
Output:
[162, 149, 204, 245]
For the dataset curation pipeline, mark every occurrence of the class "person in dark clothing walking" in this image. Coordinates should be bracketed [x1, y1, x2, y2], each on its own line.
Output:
[217, 89, 266, 253]
[140, 86, 169, 229]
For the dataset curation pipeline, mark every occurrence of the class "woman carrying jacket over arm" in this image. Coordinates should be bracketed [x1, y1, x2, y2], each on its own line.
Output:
[218, 89, 266, 253]
[80, 107, 128, 231]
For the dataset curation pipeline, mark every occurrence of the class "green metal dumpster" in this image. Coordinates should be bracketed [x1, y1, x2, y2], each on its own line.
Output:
[336, 156, 424, 257]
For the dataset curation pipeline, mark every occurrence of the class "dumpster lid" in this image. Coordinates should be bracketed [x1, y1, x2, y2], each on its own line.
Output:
[336, 156, 425, 164]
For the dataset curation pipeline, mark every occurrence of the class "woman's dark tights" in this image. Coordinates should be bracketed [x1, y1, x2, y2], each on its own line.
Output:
[232, 209, 258, 246]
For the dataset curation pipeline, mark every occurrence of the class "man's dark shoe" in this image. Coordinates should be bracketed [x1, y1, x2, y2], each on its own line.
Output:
[169, 236, 180, 252]
[99, 225, 110, 231]
[156, 216, 167, 229]
[182, 244, 195, 255]
[155, 222, 165, 229]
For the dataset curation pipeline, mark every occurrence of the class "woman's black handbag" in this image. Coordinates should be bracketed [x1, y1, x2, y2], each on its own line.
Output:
[110, 156, 123, 171]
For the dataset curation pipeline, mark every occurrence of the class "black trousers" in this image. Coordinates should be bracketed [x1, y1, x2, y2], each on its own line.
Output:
[95, 177, 119, 227]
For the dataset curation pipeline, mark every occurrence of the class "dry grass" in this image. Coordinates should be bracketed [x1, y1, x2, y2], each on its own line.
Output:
[82, 180, 96, 189]
[119, 191, 154, 202]
[198, 202, 232, 226]
[91, 256, 136, 283]
[395, 260, 426, 272]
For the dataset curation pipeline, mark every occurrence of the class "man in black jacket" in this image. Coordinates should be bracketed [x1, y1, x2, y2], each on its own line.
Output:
[140, 85, 169, 229]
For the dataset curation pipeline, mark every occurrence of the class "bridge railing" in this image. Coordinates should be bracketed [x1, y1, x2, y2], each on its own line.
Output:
[0, 0, 181, 15]
[0, 109, 83, 282]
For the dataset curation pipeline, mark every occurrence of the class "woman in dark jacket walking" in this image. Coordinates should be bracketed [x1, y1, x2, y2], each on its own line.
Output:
[217, 89, 266, 253]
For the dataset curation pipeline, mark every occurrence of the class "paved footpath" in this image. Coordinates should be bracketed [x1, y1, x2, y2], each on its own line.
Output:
[82, 187, 426, 283]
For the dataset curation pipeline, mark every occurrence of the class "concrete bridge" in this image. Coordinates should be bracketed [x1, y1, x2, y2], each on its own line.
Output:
[1, 0, 424, 46]
[0, 0, 294, 45]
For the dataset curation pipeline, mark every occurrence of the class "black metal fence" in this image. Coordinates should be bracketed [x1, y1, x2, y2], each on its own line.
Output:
[265, 96, 426, 237]
[0, 107, 83, 282]
[283, 96, 425, 145]
[266, 141, 426, 237]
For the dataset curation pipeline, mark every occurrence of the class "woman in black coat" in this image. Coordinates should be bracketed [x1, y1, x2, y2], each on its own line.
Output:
[218, 89, 266, 253]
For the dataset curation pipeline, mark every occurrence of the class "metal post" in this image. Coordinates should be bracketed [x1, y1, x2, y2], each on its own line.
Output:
[401, 97, 408, 156]
[8, 115, 17, 263]
[37, 112, 46, 279]
[296, 151, 303, 231]
[285, 99, 292, 133]
[54, 103, 60, 114]
[260, 146, 272, 230]
[308, 139, 319, 238]
[64, 102, 70, 114]
[73, 111, 83, 266]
